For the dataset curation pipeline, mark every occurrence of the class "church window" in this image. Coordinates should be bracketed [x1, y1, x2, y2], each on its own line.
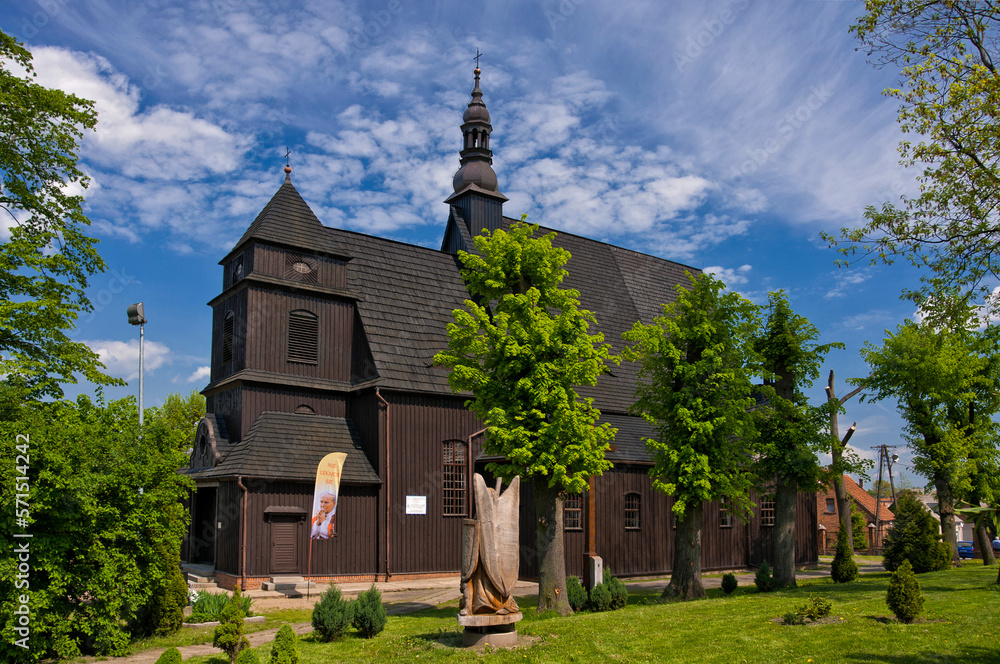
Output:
[222, 311, 234, 364]
[760, 498, 775, 526]
[442, 440, 467, 516]
[288, 310, 318, 364]
[285, 252, 317, 283]
[295, 404, 315, 414]
[563, 494, 583, 530]
[720, 499, 734, 528]
[625, 493, 641, 530]
[232, 256, 244, 283]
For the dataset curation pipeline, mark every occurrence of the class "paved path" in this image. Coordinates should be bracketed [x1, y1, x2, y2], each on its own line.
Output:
[109, 559, 884, 663]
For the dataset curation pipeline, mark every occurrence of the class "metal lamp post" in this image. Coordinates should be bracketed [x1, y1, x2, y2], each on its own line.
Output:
[126, 303, 147, 426]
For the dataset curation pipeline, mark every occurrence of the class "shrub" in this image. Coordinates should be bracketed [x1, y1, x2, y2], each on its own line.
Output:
[269, 624, 299, 664]
[190, 591, 235, 622]
[782, 611, 806, 625]
[831, 526, 859, 583]
[886, 559, 925, 623]
[851, 503, 869, 550]
[882, 492, 951, 573]
[606, 576, 628, 610]
[213, 588, 250, 664]
[236, 649, 261, 664]
[755, 561, 773, 592]
[155, 647, 183, 664]
[312, 585, 353, 642]
[351, 584, 387, 638]
[566, 576, 588, 612]
[798, 596, 832, 621]
[588, 582, 612, 612]
[143, 556, 188, 636]
[721, 573, 738, 595]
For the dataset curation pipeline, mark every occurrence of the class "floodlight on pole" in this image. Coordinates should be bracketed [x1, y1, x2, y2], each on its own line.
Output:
[127, 303, 147, 426]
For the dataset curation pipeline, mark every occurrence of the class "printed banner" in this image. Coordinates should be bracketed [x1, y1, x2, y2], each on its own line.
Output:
[310, 452, 346, 540]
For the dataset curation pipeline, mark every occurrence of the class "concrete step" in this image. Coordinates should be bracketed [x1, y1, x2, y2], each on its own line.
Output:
[188, 582, 223, 591]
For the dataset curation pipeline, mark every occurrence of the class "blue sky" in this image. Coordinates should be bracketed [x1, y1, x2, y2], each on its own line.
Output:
[2, 0, 937, 485]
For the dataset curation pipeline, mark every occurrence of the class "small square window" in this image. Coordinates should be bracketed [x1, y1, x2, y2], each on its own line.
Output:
[563, 494, 583, 530]
[760, 498, 775, 526]
[826, 498, 836, 514]
[720, 499, 734, 528]
[625, 493, 640, 530]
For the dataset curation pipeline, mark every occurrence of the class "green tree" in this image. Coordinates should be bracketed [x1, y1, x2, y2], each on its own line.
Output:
[213, 588, 249, 664]
[858, 315, 1000, 564]
[623, 273, 761, 600]
[434, 219, 616, 614]
[883, 492, 952, 574]
[0, 393, 193, 661]
[0, 30, 119, 403]
[752, 292, 841, 588]
[851, 502, 869, 551]
[825, 1, 1000, 316]
[831, 526, 859, 583]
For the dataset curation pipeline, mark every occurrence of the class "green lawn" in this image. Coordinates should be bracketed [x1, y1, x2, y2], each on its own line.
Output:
[175, 565, 1000, 664]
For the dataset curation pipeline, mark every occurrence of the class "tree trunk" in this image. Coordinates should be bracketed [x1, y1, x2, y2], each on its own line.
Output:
[534, 482, 572, 615]
[773, 475, 798, 588]
[934, 476, 961, 566]
[976, 521, 996, 566]
[827, 371, 857, 550]
[664, 502, 705, 600]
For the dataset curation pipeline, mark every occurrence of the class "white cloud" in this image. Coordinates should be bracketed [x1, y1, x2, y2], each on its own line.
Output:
[825, 270, 871, 299]
[85, 338, 171, 381]
[30, 47, 248, 182]
[186, 366, 211, 382]
[704, 264, 752, 286]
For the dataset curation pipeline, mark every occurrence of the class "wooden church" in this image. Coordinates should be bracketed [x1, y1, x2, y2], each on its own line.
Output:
[183, 68, 818, 590]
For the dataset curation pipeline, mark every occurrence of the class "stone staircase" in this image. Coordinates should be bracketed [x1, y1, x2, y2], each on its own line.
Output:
[182, 563, 223, 593]
[259, 576, 321, 597]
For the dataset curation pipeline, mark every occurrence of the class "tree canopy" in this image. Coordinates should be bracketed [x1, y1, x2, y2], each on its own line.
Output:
[0, 30, 116, 401]
[824, 1, 1000, 316]
[434, 218, 616, 614]
[623, 272, 761, 599]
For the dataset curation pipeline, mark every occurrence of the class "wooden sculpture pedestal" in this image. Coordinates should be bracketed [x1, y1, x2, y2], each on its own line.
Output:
[457, 611, 522, 647]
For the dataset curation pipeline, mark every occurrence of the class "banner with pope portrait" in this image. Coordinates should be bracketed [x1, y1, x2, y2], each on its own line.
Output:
[310, 452, 346, 540]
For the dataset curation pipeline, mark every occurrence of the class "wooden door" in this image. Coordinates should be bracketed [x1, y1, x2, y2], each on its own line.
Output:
[270, 520, 299, 573]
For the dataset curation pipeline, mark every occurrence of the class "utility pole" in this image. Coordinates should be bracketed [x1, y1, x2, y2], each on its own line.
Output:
[127, 303, 147, 426]
[871, 444, 900, 549]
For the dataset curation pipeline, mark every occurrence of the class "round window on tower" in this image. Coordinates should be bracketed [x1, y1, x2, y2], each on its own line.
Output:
[292, 261, 311, 274]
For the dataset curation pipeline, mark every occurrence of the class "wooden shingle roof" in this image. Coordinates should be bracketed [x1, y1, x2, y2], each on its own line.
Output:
[191, 411, 380, 484]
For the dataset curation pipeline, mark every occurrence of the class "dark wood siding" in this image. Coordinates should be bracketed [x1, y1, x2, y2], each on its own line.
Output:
[386, 392, 481, 574]
[208, 387, 243, 442]
[347, 389, 381, 469]
[245, 288, 353, 382]
[213, 482, 241, 574]
[211, 290, 248, 382]
[241, 386, 346, 437]
[242, 481, 378, 576]
[251, 243, 347, 289]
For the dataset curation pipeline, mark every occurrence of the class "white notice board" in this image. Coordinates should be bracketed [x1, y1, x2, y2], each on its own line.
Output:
[405, 495, 427, 515]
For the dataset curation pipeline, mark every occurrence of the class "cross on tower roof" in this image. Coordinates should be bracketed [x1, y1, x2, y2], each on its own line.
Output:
[474, 48, 483, 68]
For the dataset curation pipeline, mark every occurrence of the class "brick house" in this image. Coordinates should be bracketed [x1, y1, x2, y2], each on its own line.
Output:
[817, 475, 893, 553]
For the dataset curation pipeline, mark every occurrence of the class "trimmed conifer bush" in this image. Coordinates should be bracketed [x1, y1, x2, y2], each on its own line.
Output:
[155, 647, 183, 664]
[351, 584, 387, 638]
[312, 585, 353, 642]
[269, 624, 299, 664]
[213, 588, 249, 664]
[721, 573, 738, 595]
[831, 526, 859, 583]
[606, 576, 628, 610]
[882, 492, 951, 573]
[755, 561, 773, 592]
[236, 648, 261, 664]
[588, 582, 612, 612]
[886, 559, 925, 623]
[566, 576, 588, 612]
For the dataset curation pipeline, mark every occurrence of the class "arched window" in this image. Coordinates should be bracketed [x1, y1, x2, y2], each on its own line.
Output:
[625, 493, 641, 530]
[294, 404, 315, 414]
[288, 310, 318, 364]
[442, 440, 467, 516]
[563, 494, 583, 530]
[221, 311, 234, 364]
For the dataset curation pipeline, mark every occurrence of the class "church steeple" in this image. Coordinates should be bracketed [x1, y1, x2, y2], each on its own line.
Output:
[445, 66, 507, 239]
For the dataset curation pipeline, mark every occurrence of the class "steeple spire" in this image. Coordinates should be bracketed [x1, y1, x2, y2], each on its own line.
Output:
[451, 66, 503, 195]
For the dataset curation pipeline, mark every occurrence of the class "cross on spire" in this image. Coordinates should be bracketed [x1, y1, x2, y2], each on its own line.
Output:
[285, 147, 292, 166]
[474, 48, 483, 69]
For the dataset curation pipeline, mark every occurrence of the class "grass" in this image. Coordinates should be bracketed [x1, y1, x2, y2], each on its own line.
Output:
[172, 565, 1000, 664]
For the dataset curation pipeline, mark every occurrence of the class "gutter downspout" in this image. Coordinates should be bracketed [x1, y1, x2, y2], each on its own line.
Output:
[237, 476, 248, 591]
[376, 388, 391, 580]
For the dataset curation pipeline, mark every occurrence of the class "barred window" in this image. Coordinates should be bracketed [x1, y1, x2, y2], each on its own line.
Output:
[760, 498, 775, 526]
[564, 494, 583, 530]
[222, 311, 234, 364]
[442, 440, 467, 516]
[625, 493, 640, 530]
[720, 499, 735, 528]
[288, 310, 318, 364]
